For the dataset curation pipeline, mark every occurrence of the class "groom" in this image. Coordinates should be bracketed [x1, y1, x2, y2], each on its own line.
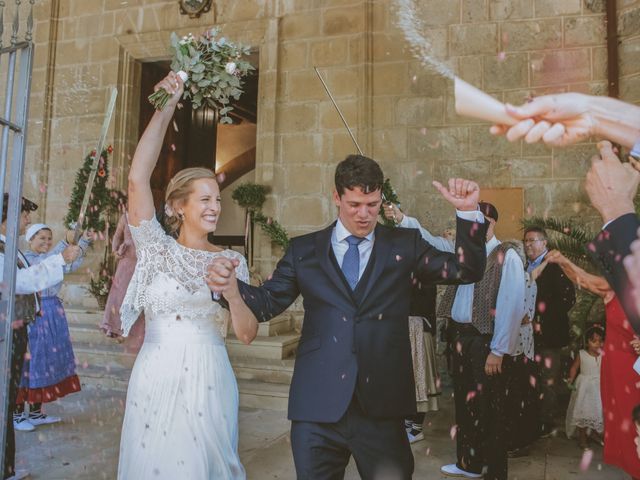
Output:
[207, 154, 487, 479]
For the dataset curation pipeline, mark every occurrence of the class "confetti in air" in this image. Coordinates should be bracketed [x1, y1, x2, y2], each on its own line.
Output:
[395, 0, 455, 80]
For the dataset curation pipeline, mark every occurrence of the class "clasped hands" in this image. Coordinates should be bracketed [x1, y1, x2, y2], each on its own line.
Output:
[206, 257, 242, 301]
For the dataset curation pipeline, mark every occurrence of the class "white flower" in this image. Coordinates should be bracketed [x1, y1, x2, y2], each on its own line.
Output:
[225, 62, 237, 75]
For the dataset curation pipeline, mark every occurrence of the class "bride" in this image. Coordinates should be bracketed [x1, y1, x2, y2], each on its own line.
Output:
[117, 71, 258, 479]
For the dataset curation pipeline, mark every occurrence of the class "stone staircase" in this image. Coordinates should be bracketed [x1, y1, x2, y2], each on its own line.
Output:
[61, 283, 300, 411]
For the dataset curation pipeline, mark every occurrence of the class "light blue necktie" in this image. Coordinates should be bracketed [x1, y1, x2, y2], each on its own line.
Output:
[342, 235, 364, 290]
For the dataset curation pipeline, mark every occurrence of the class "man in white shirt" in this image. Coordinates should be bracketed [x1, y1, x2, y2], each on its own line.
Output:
[436, 202, 526, 480]
[0, 194, 80, 480]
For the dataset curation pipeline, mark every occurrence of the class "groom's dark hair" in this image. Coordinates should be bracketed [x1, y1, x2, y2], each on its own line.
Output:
[334, 154, 384, 197]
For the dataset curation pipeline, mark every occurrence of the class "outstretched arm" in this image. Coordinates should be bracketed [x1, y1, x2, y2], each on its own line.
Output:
[128, 72, 183, 226]
[567, 354, 581, 385]
[545, 250, 612, 300]
[490, 93, 640, 149]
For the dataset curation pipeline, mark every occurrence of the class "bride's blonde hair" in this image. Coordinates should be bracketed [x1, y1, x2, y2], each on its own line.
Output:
[164, 167, 218, 234]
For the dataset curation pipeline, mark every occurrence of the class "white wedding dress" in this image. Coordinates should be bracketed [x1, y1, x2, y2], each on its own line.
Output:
[117, 216, 247, 479]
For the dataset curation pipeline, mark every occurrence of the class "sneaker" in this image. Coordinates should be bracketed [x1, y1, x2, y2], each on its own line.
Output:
[407, 428, 424, 444]
[27, 412, 61, 426]
[440, 464, 483, 478]
[6, 469, 30, 480]
[13, 415, 35, 432]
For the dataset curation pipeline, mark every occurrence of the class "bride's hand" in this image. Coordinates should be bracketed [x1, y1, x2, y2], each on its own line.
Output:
[154, 72, 184, 111]
[206, 257, 241, 300]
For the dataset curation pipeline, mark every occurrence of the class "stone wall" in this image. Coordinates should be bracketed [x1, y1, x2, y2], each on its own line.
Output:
[2, 0, 637, 280]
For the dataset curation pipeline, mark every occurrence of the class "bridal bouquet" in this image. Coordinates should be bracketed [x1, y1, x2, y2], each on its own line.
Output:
[148, 28, 254, 124]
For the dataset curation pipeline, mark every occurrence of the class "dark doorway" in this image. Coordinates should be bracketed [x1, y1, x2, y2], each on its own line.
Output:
[138, 59, 259, 210]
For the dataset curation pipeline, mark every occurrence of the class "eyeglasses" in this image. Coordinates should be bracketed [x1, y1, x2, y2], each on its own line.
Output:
[523, 238, 545, 244]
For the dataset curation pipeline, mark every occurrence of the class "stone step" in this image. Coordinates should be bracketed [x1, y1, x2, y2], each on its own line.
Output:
[73, 342, 137, 370]
[230, 356, 295, 385]
[256, 314, 293, 337]
[65, 307, 104, 326]
[69, 321, 112, 346]
[237, 379, 289, 411]
[78, 363, 131, 392]
[78, 364, 289, 411]
[59, 282, 99, 309]
[226, 332, 300, 360]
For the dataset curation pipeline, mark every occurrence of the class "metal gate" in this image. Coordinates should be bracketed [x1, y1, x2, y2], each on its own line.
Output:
[0, 0, 36, 469]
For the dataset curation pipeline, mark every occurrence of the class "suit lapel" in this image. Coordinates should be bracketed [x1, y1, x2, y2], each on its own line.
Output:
[359, 224, 393, 305]
[315, 223, 355, 305]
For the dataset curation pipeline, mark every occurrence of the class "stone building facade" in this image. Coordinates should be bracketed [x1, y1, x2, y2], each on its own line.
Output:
[4, 0, 640, 277]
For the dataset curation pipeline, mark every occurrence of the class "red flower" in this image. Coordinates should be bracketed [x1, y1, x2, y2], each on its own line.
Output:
[98, 168, 106, 177]
[107, 145, 113, 154]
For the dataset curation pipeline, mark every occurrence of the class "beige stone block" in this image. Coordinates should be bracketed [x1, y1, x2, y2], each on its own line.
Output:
[371, 128, 407, 161]
[495, 156, 552, 178]
[55, 40, 90, 66]
[348, 36, 365, 64]
[310, 37, 349, 66]
[584, 0, 606, 14]
[592, 46, 608, 80]
[281, 134, 320, 163]
[456, 56, 484, 87]
[90, 36, 118, 63]
[530, 49, 591, 86]
[281, 11, 321, 40]
[619, 7, 640, 38]
[407, 64, 450, 97]
[285, 165, 324, 195]
[330, 132, 363, 161]
[287, 70, 328, 102]
[371, 0, 388, 32]
[50, 117, 78, 145]
[372, 63, 409, 95]
[450, 23, 498, 56]
[462, 0, 488, 22]
[104, 0, 142, 10]
[276, 103, 318, 133]
[280, 42, 308, 70]
[395, 97, 444, 126]
[502, 19, 562, 52]
[522, 180, 586, 218]
[552, 144, 597, 178]
[468, 125, 522, 157]
[564, 15, 606, 47]
[620, 74, 640, 103]
[322, 5, 364, 36]
[484, 53, 529, 90]
[326, 68, 362, 97]
[372, 96, 396, 128]
[489, 0, 534, 20]
[69, 0, 105, 16]
[320, 100, 358, 130]
[372, 33, 410, 63]
[408, 126, 469, 160]
[282, 197, 326, 227]
[433, 159, 493, 184]
[533, 0, 581, 16]
[412, 0, 460, 27]
[620, 37, 640, 76]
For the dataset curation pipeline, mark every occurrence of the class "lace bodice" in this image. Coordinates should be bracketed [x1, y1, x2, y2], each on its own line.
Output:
[119, 216, 249, 339]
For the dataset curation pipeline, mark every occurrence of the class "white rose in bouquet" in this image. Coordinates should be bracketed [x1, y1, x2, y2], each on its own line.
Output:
[225, 62, 237, 75]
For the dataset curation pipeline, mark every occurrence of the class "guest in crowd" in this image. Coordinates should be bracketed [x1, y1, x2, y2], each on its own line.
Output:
[437, 202, 525, 480]
[545, 249, 640, 478]
[0, 194, 81, 480]
[523, 226, 575, 437]
[384, 203, 445, 444]
[14, 223, 91, 430]
[565, 326, 604, 450]
[506, 257, 542, 457]
[100, 211, 144, 353]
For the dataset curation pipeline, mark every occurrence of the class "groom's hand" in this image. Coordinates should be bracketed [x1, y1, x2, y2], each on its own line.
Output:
[206, 257, 241, 300]
[432, 178, 480, 211]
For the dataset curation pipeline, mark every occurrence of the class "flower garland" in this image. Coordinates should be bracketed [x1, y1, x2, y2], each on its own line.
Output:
[231, 183, 290, 250]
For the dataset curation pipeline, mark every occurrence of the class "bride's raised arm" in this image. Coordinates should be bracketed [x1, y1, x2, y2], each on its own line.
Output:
[127, 72, 184, 226]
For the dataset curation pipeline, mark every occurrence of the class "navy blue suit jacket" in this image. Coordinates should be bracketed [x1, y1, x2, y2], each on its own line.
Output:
[589, 212, 640, 334]
[237, 216, 487, 422]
